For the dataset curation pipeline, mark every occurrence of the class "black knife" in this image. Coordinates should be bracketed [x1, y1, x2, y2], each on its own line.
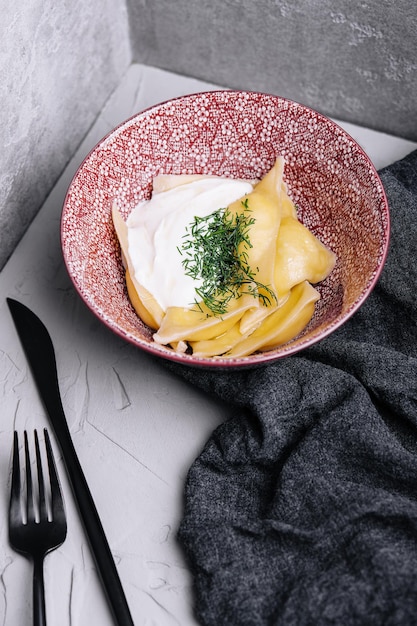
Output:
[7, 298, 134, 625]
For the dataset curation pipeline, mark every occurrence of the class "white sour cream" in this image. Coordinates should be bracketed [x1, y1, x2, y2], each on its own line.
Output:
[126, 178, 253, 310]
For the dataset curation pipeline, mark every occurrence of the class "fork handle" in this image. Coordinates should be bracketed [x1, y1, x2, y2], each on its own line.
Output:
[33, 556, 46, 626]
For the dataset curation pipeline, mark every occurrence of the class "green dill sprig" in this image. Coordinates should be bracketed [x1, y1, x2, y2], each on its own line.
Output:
[179, 198, 277, 316]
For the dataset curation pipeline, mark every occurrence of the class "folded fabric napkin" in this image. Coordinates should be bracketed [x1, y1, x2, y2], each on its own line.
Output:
[170, 149, 417, 625]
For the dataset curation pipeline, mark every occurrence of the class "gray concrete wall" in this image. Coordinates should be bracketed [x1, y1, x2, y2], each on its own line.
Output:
[127, 0, 417, 141]
[0, 1, 131, 270]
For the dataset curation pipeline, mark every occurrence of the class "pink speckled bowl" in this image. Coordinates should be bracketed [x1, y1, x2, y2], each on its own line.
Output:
[61, 91, 389, 368]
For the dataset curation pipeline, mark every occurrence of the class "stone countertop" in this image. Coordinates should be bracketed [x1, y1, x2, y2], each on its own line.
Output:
[1, 64, 416, 625]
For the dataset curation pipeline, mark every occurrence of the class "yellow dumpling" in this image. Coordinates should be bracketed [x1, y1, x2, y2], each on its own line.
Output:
[228, 157, 284, 301]
[190, 323, 246, 358]
[112, 203, 164, 329]
[225, 281, 320, 358]
[153, 291, 257, 345]
[191, 281, 319, 358]
[229, 157, 285, 334]
[274, 216, 336, 300]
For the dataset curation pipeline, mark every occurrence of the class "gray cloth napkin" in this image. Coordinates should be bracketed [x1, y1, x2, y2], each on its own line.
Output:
[170, 150, 417, 625]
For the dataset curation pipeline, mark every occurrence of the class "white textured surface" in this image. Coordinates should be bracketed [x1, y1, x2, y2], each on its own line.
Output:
[0, 65, 416, 625]
[0, 0, 131, 270]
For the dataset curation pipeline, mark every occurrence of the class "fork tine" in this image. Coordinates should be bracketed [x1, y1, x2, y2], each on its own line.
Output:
[34, 430, 48, 523]
[44, 428, 65, 522]
[9, 429, 67, 626]
[10, 432, 22, 526]
[24, 431, 36, 525]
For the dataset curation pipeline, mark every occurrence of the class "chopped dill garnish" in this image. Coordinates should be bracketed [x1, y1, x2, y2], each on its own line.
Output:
[179, 199, 276, 316]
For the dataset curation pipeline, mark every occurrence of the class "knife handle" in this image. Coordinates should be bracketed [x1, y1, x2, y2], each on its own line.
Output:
[58, 426, 134, 625]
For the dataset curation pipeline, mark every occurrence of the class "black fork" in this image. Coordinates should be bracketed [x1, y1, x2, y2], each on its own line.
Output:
[9, 429, 67, 626]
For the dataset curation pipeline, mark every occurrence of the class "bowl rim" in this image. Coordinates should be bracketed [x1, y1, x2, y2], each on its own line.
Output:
[61, 89, 390, 368]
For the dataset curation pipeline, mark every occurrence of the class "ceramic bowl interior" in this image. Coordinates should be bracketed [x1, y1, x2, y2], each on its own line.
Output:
[61, 90, 389, 368]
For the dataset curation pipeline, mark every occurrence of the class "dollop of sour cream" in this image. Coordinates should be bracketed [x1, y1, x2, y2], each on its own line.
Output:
[126, 177, 253, 310]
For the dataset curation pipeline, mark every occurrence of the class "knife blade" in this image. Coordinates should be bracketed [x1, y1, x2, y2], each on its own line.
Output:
[7, 298, 134, 625]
